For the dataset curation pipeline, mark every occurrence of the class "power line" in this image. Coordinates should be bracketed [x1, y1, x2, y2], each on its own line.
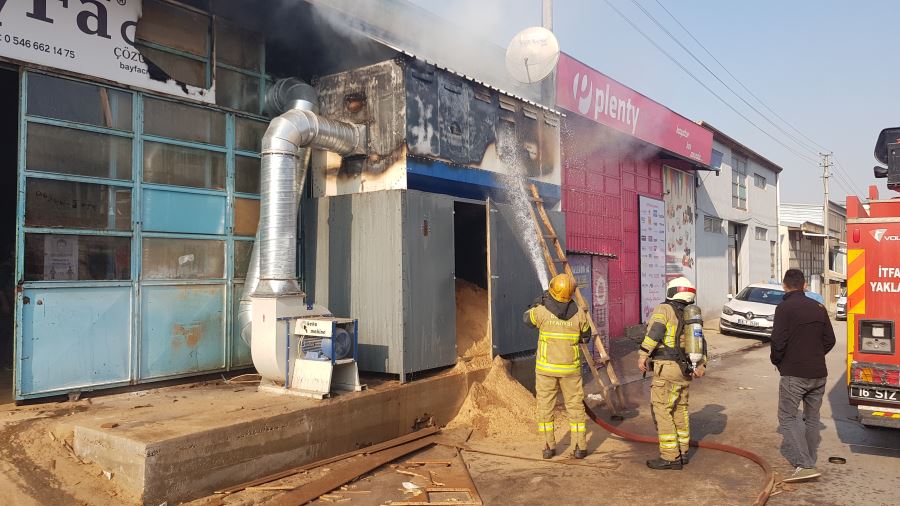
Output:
[601, 0, 820, 167]
[651, 0, 832, 154]
[631, 0, 822, 158]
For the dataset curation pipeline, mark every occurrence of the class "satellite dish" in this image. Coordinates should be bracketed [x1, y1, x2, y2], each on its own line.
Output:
[505, 26, 560, 84]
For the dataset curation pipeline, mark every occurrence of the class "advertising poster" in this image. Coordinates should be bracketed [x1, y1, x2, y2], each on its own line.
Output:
[568, 254, 593, 310]
[639, 196, 666, 322]
[663, 166, 696, 284]
[44, 235, 78, 281]
[0, 1, 213, 102]
[591, 256, 610, 354]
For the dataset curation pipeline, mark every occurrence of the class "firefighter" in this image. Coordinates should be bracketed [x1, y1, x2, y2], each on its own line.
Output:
[637, 276, 707, 470]
[524, 274, 592, 460]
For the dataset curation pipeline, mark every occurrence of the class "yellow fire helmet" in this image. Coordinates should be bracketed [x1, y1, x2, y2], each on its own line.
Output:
[548, 274, 576, 303]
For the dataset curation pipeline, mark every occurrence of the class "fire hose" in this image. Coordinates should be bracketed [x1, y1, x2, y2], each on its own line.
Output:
[584, 401, 775, 506]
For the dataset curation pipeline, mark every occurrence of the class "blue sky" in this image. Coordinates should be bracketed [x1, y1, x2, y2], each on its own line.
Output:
[408, 0, 900, 204]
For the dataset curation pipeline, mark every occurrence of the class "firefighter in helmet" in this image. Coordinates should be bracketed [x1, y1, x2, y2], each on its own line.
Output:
[638, 276, 707, 470]
[524, 274, 592, 459]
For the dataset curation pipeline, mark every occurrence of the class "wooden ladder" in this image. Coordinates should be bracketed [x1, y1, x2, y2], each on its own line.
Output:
[527, 184, 625, 417]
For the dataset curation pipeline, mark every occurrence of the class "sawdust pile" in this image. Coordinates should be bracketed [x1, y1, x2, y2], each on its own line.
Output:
[447, 356, 537, 440]
[455, 280, 492, 371]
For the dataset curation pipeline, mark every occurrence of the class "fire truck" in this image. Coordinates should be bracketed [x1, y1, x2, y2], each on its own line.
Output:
[844, 128, 900, 428]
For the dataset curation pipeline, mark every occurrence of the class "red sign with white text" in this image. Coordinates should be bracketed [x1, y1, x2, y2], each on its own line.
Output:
[556, 53, 712, 166]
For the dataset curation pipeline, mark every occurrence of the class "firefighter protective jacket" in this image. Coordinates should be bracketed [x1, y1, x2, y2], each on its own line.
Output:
[525, 300, 591, 377]
[639, 301, 705, 365]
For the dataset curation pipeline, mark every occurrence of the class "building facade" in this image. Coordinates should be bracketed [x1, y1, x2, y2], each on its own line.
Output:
[780, 201, 847, 308]
[694, 123, 782, 319]
[555, 54, 714, 337]
[0, 0, 566, 400]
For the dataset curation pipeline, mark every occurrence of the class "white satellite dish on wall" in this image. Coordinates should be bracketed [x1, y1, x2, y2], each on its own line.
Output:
[505, 26, 560, 84]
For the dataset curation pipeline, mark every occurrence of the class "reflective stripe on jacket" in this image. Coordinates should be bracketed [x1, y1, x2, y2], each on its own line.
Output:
[527, 305, 590, 377]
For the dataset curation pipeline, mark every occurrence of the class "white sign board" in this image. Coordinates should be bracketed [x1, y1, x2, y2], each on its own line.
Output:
[44, 234, 78, 281]
[0, 0, 214, 102]
[639, 196, 666, 323]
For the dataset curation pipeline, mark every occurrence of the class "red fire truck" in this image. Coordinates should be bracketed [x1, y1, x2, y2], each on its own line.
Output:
[844, 128, 900, 428]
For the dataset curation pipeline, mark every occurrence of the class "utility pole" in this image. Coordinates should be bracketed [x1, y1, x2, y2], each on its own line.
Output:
[541, 0, 555, 107]
[820, 152, 833, 294]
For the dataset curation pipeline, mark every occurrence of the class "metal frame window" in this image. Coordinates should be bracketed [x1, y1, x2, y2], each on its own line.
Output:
[704, 215, 723, 234]
[16, 70, 268, 398]
[755, 227, 768, 241]
[134, 0, 271, 116]
[753, 173, 766, 189]
[732, 153, 748, 210]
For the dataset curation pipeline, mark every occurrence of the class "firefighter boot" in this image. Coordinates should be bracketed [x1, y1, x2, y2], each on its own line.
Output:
[542, 445, 555, 459]
[573, 446, 587, 459]
[646, 458, 683, 470]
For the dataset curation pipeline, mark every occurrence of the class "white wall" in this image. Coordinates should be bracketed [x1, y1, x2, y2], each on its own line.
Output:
[695, 139, 781, 319]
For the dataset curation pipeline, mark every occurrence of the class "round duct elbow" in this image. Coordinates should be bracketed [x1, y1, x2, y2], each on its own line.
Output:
[266, 78, 318, 115]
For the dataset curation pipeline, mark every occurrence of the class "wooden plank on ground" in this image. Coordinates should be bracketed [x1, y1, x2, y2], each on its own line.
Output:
[262, 436, 437, 506]
[215, 426, 440, 494]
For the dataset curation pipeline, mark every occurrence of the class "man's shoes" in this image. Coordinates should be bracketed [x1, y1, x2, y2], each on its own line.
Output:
[680, 453, 690, 465]
[646, 458, 683, 470]
[782, 467, 821, 483]
[542, 446, 555, 459]
[573, 446, 587, 459]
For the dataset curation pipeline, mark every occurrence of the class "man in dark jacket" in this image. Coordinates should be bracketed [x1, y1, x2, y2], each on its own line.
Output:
[771, 269, 836, 483]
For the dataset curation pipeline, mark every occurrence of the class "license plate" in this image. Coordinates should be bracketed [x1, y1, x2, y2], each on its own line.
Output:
[737, 319, 758, 327]
[851, 386, 900, 402]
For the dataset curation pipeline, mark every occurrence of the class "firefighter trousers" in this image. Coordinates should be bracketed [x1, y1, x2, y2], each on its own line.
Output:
[535, 373, 587, 450]
[650, 360, 691, 461]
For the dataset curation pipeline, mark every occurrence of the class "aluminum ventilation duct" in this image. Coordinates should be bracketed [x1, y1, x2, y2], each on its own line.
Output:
[237, 78, 365, 345]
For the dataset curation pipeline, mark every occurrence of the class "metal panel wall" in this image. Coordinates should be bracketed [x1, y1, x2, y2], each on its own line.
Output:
[489, 200, 565, 356]
[139, 284, 226, 379]
[306, 190, 457, 377]
[401, 191, 457, 374]
[19, 287, 131, 395]
[142, 189, 227, 235]
[308, 191, 406, 375]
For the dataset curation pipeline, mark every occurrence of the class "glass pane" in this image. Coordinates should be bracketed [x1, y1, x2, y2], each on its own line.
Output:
[216, 68, 259, 115]
[234, 240, 253, 279]
[143, 142, 225, 190]
[234, 156, 260, 194]
[144, 98, 225, 145]
[26, 123, 132, 180]
[24, 233, 131, 281]
[235, 117, 267, 152]
[25, 179, 131, 230]
[27, 74, 132, 130]
[233, 198, 259, 237]
[215, 18, 262, 71]
[136, 0, 209, 56]
[142, 238, 224, 279]
[136, 44, 207, 89]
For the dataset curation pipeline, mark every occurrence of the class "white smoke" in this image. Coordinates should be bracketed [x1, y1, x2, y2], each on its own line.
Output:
[496, 128, 550, 289]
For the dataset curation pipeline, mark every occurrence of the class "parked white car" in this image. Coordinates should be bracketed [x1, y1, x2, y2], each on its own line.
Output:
[719, 283, 785, 338]
[836, 294, 847, 320]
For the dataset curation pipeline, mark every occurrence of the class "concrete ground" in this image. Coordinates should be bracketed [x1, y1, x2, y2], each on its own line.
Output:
[1, 322, 898, 505]
[465, 321, 900, 506]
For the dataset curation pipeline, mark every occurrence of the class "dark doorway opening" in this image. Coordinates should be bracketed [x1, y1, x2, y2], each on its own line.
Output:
[454, 202, 487, 288]
[0, 68, 18, 404]
[453, 201, 489, 360]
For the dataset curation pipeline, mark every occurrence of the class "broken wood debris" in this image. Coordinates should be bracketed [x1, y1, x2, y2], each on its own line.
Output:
[396, 469, 429, 480]
[260, 436, 438, 506]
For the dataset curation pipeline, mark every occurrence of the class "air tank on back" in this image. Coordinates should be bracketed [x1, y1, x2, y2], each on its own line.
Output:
[683, 304, 705, 369]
